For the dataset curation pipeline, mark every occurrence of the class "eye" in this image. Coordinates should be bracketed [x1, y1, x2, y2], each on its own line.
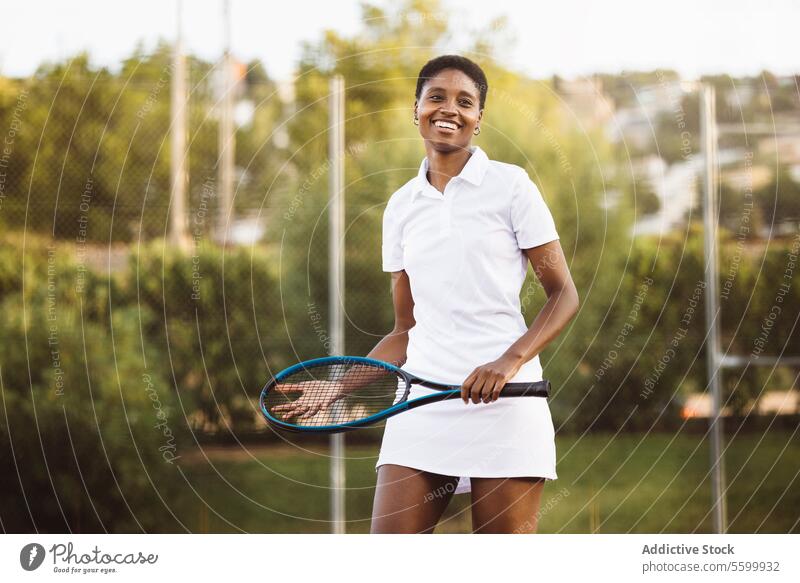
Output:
[459, 99, 473, 106]
[429, 95, 443, 101]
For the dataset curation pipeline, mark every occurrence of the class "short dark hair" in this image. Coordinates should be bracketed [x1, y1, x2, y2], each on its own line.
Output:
[415, 55, 488, 109]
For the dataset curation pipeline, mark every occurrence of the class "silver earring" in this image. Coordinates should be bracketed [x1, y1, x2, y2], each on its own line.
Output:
[474, 126, 481, 135]
[413, 116, 419, 126]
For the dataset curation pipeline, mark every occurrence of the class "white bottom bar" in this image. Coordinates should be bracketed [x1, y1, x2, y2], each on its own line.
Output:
[1, 534, 797, 582]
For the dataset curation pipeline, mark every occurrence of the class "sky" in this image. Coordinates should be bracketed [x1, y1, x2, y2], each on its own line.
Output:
[1, 0, 798, 82]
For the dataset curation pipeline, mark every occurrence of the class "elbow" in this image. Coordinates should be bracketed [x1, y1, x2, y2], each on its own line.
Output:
[392, 315, 416, 335]
[568, 284, 580, 318]
[393, 320, 416, 335]
[554, 281, 580, 320]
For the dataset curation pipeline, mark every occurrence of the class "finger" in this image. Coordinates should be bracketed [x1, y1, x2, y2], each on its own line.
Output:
[461, 370, 479, 403]
[281, 404, 303, 417]
[461, 381, 470, 404]
[490, 380, 505, 402]
[280, 399, 313, 416]
[297, 408, 319, 422]
[471, 374, 488, 404]
[271, 406, 298, 417]
[271, 402, 301, 413]
[273, 383, 305, 394]
[303, 401, 329, 420]
[482, 378, 500, 403]
[289, 404, 312, 420]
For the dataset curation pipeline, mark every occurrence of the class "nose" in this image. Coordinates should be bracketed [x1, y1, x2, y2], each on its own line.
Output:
[437, 96, 459, 114]
[438, 101, 458, 116]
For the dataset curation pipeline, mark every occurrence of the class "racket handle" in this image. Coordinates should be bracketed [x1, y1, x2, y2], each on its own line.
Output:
[415, 379, 551, 398]
[500, 380, 550, 398]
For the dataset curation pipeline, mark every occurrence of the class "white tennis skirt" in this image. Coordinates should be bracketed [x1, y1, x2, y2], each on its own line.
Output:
[375, 384, 558, 495]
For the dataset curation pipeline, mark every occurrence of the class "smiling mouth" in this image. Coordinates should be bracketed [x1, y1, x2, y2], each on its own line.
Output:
[432, 119, 461, 131]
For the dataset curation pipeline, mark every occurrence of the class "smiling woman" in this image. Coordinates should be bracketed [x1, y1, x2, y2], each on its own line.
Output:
[364, 54, 581, 534]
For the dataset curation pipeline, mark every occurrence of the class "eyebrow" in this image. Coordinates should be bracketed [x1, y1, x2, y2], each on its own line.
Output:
[425, 86, 478, 99]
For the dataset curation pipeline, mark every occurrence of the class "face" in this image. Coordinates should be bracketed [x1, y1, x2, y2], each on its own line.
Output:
[415, 68, 483, 153]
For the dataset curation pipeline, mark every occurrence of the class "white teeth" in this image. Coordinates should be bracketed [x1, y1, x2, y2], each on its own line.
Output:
[434, 120, 458, 130]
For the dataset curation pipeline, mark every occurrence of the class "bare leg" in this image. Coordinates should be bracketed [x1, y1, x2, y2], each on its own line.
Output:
[470, 477, 546, 533]
[371, 464, 460, 533]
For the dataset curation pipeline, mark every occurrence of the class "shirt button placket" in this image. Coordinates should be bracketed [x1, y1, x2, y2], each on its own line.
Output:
[440, 181, 455, 236]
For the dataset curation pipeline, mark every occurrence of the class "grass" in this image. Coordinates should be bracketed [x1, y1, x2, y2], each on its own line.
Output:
[175, 429, 800, 533]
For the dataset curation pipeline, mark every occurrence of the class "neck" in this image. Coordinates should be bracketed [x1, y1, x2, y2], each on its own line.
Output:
[425, 145, 473, 194]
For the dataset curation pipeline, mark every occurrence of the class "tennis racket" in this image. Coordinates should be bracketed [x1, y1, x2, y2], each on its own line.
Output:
[259, 356, 550, 433]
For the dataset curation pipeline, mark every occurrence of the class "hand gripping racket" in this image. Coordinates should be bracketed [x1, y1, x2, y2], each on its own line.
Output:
[260, 356, 550, 433]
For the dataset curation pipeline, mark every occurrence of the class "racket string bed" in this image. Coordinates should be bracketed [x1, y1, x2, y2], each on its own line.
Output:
[263, 360, 405, 428]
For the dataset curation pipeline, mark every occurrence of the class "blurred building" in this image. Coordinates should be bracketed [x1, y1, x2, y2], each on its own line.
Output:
[605, 80, 688, 149]
[681, 390, 800, 419]
[632, 154, 700, 237]
[720, 163, 772, 191]
[554, 75, 615, 131]
[758, 134, 800, 167]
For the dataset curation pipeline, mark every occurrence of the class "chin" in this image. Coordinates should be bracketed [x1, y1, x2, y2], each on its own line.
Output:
[424, 136, 470, 153]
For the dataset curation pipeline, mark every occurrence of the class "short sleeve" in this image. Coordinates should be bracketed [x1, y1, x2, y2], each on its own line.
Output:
[510, 169, 559, 249]
[381, 198, 404, 272]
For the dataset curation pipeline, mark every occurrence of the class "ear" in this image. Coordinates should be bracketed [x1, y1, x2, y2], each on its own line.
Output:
[413, 100, 418, 116]
[477, 108, 484, 123]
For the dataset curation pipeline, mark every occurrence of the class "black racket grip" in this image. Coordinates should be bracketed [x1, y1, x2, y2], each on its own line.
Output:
[501, 380, 550, 398]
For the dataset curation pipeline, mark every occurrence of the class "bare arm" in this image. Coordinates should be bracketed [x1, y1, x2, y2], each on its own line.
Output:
[461, 240, 579, 403]
[366, 270, 415, 367]
[504, 240, 579, 365]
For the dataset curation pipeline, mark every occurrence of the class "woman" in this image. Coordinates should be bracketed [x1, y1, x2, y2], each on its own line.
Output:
[367, 55, 579, 534]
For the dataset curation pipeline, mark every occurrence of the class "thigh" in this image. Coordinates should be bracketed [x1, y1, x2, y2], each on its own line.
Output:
[470, 476, 546, 534]
[371, 464, 460, 534]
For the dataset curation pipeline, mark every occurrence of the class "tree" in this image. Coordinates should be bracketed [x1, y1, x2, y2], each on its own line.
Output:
[0, 242, 185, 532]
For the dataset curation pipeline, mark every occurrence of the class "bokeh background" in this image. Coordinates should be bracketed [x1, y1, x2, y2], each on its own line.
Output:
[0, 0, 798, 533]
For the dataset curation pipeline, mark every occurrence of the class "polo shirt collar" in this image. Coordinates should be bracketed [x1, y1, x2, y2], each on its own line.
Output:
[411, 145, 489, 202]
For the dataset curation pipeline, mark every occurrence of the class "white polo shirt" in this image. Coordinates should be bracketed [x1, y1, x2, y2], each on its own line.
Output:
[382, 145, 560, 385]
